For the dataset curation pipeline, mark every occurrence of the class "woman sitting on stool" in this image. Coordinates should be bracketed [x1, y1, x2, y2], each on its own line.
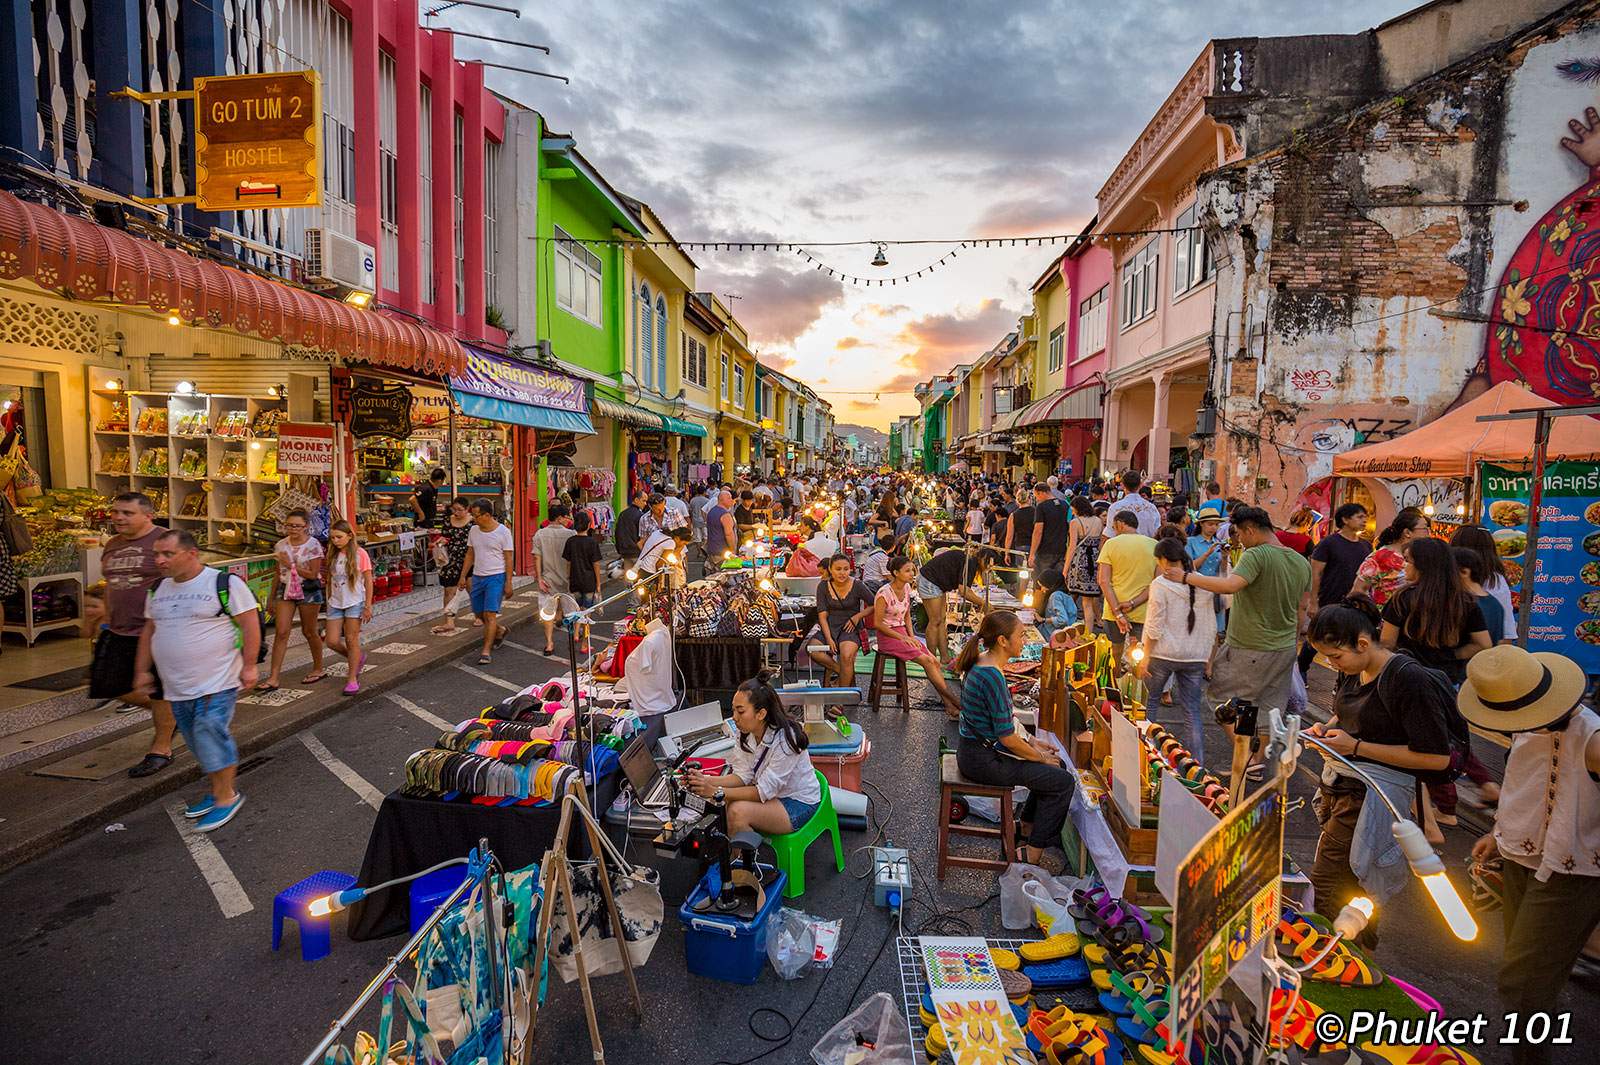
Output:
[686, 674, 822, 835]
[955, 610, 1077, 871]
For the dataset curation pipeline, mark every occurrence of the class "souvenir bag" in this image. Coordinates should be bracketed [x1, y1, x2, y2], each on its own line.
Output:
[547, 814, 663, 983]
[10, 453, 41, 501]
[0, 493, 30, 555]
[1066, 526, 1102, 597]
[680, 582, 722, 638]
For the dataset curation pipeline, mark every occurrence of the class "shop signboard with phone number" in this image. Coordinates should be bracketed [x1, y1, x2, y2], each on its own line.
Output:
[1479, 460, 1600, 672]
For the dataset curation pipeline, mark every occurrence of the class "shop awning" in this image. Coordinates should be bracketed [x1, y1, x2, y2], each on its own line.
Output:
[0, 190, 464, 376]
[592, 394, 666, 428]
[663, 416, 708, 438]
[1018, 380, 1105, 426]
[449, 346, 594, 434]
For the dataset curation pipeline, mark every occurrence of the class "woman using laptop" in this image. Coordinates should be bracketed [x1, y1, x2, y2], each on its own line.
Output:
[684, 674, 822, 835]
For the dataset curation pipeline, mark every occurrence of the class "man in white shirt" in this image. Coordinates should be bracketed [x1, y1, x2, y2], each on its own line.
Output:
[530, 504, 577, 655]
[639, 526, 691, 578]
[458, 501, 516, 664]
[1104, 470, 1162, 537]
[134, 528, 260, 833]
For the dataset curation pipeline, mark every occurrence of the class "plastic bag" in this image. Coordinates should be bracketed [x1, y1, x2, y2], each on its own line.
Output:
[767, 907, 818, 980]
[810, 991, 915, 1065]
[1021, 872, 1094, 934]
[999, 863, 1050, 930]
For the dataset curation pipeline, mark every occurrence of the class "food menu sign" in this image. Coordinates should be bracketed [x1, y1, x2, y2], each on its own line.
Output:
[1479, 461, 1600, 673]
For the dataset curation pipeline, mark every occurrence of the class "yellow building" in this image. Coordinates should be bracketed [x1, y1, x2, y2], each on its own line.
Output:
[703, 295, 759, 472]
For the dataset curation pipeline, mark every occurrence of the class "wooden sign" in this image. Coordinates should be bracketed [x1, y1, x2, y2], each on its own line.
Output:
[194, 70, 322, 211]
[348, 379, 415, 440]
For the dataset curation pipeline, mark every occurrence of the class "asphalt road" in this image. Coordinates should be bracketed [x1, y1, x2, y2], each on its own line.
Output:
[1, 635, 1594, 1064]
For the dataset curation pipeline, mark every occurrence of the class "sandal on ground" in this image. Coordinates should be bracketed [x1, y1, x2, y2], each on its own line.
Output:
[477, 654, 492, 665]
[430, 624, 457, 636]
[301, 670, 326, 684]
[127, 753, 172, 778]
[254, 681, 280, 692]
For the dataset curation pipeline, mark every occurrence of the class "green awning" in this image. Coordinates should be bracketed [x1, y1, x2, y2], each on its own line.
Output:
[663, 416, 708, 438]
[592, 395, 665, 428]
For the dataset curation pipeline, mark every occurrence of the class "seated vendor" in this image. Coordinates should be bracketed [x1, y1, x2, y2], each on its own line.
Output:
[685, 675, 822, 835]
[954, 610, 1076, 872]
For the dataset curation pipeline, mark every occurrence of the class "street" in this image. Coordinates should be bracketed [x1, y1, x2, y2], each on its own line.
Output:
[2, 628, 1592, 1065]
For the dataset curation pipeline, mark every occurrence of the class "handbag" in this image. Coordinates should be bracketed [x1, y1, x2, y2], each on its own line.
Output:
[0, 494, 30, 555]
[1066, 531, 1102, 596]
[547, 821, 663, 984]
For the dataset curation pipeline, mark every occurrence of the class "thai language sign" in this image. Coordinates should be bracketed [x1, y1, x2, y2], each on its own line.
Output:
[1170, 780, 1285, 1046]
[451, 346, 587, 413]
[194, 70, 321, 211]
[1479, 461, 1600, 672]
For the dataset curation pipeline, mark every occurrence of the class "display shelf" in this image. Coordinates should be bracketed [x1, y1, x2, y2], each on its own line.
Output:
[2, 573, 83, 646]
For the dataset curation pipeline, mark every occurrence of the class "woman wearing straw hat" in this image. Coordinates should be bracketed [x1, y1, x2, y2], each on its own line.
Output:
[1462, 644, 1600, 1065]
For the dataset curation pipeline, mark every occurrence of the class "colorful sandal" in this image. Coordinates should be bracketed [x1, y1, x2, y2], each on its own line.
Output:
[1021, 954, 1092, 989]
[1020, 931, 1083, 962]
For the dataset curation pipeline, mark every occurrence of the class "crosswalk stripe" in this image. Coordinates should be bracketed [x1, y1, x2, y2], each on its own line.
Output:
[164, 800, 254, 919]
[452, 661, 522, 692]
[298, 733, 383, 809]
[384, 692, 454, 731]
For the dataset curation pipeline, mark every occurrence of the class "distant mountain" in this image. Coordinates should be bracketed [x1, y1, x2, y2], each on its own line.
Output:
[835, 423, 888, 447]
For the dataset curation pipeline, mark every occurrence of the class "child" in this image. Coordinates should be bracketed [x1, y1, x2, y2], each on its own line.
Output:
[1139, 537, 1217, 761]
[322, 520, 373, 695]
[564, 510, 604, 609]
[1033, 568, 1079, 641]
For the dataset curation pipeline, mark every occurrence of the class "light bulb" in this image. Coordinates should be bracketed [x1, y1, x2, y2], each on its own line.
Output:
[1022, 591, 1034, 607]
[307, 896, 334, 918]
[663, 551, 678, 565]
[250, 441, 261, 450]
[1423, 501, 1435, 517]
[759, 578, 773, 591]
[175, 380, 196, 395]
[625, 569, 638, 582]
[103, 378, 123, 391]
[1332, 895, 1375, 941]
[1019, 568, 1030, 580]
[166, 312, 182, 326]
[1130, 646, 1145, 663]
[1455, 503, 1466, 516]
[723, 551, 733, 560]
[1393, 819, 1478, 941]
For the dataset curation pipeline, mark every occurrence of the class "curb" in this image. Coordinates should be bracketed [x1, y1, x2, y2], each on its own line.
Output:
[0, 599, 545, 876]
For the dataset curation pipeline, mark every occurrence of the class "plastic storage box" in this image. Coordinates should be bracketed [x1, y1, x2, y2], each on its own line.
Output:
[678, 863, 787, 984]
[811, 736, 871, 793]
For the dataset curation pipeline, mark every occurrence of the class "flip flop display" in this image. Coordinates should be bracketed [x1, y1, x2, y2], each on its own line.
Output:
[990, 947, 1022, 970]
[1021, 954, 1092, 989]
[1020, 932, 1083, 962]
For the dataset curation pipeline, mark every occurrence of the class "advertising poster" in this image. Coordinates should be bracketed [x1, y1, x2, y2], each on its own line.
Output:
[1479, 461, 1600, 673]
[1169, 780, 1286, 1048]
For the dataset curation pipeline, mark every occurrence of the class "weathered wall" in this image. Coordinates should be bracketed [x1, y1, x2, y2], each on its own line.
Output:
[1202, 5, 1600, 518]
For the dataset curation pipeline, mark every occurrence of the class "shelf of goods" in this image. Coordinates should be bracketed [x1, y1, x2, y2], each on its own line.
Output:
[90, 389, 286, 555]
[4, 572, 84, 645]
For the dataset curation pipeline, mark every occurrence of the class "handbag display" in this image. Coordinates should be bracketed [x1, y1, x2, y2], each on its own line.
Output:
[547, 829, 662, 984]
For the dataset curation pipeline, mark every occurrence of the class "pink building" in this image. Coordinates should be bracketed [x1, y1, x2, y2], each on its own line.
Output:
[1056, 229, 1113, 479]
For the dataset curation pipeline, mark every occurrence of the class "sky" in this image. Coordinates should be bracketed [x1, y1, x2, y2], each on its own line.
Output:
[448, 0, 1413, 430]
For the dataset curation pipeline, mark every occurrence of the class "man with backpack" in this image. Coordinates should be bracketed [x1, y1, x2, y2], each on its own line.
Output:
[134, 529, 261, 833]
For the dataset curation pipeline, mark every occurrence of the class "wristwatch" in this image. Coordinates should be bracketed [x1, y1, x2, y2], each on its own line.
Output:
[713, 787, 725, 802]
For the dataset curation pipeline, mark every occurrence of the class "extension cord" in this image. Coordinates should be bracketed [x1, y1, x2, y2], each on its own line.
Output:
[872, 845, 910, 910]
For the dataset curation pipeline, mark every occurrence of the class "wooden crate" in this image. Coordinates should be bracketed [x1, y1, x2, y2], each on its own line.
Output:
[1102, 794, 1160, 866]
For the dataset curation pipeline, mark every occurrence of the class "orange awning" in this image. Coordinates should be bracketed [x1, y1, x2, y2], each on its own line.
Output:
[0, 190, 463, 377]
[1332, 381, 1600, 478]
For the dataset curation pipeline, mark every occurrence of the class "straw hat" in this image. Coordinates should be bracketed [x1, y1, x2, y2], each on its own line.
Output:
[1458, 644, 1587, 734]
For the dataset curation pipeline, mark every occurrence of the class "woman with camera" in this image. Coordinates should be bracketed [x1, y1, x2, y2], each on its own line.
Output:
[685, 674, 822, 835]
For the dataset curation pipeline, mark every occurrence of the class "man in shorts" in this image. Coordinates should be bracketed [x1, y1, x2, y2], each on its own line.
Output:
[93, 493, 174, 778]
[530, 504, 578, 655]
[135, 529, 260, 832]
[459, 501, 516, 665]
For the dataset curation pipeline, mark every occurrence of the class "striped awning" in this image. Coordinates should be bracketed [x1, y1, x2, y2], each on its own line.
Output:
[592, 394, 665, 428]
[1018, 381, 1105, 426]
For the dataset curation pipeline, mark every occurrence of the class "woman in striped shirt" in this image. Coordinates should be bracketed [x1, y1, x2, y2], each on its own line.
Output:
[953, 611, 1077, 871]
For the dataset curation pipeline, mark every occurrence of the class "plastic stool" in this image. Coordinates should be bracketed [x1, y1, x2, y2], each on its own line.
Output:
[273, 870, 356, 962]
[762, 770, 845, 899]
[409, 865, 474, 932]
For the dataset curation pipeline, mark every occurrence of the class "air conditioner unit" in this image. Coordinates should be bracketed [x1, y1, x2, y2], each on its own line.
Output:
[304, 228, 376, 293]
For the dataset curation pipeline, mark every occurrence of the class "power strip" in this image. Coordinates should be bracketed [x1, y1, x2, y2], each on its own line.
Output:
[872, 845, 910, 910]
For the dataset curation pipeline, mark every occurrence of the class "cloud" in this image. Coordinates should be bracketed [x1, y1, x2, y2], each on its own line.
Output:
[835, 336, 863, 350]
[760, 352, 798, 372]
[971, 198, 1088, 238]
[699, 261, 846, 345]
[873, 297, 1023, 392]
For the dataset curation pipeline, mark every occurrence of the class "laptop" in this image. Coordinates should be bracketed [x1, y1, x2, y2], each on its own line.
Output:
[658, 701, 734, 759]
[620, 737, 672, 809]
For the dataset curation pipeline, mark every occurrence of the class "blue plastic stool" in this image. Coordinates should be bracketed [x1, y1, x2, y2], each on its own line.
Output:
[409, 866, 474, 932]
[273, 870, 356, 962]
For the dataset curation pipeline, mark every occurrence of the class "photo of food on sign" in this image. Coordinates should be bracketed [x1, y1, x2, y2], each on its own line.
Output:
[1587, 500, 1600, 525]
[1490, 499, 1529, 526]
[1494, 528, 1528, 559]
[1578, 591, 1600, 615]
[1504, 559, 1525, 585]
[1586, 530, 1600, 558]
[1578, 620, 1600, 646]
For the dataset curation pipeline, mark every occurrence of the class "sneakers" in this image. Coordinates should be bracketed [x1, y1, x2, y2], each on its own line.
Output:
[183, 795, 217, 819]
[195, 793, 245, 832]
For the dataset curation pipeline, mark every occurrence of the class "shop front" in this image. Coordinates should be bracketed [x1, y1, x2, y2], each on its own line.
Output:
[661, 416, 710, 486]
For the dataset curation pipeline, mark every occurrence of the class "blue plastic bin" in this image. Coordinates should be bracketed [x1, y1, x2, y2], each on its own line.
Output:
[409, 865, 473, 933]
[678, 863, 787, 985]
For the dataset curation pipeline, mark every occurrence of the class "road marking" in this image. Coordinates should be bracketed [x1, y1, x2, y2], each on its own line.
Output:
[164, 800, 254, 919]
[499, 638, 567, 662]
[453, 661, 522, 692]
[384, 692, 454, 731]
[298, 733, 383, 809]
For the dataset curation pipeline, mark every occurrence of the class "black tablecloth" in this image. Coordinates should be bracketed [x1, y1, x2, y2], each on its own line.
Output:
[674, 637, 763, 690]
[347, 774, 619, 941]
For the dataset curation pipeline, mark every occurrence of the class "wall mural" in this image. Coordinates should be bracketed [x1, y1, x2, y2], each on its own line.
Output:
[1484, 105, 1600, 401]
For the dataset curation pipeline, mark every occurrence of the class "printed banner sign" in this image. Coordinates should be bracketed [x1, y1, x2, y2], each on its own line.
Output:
[348, 379, 414, 440]
[1170, 780, 1286, 1046]
[919, 938, 1031, 1064]
[1479, 461, 1600, 673]
[451, 346, 587, 414]
[278, 422, 336, 475]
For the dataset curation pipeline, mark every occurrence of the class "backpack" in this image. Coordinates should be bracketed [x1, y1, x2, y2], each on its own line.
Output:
[152, 569, 267, 661]
[1376, 652, 1468, 783]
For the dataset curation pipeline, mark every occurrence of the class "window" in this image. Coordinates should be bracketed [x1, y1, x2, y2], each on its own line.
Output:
[1172, 203, 1214, 296]
[1076, 285, 1108, 358]
[484, 139, 501, 314]
[453, 112, 465, 316]
[1047, 325, 1064, 373]
[555, 226, 604, 327]
[681, 334, 708, 387]
[636, 282, 654, 389]
[721, 354, 731, 402]
[420, 85, 434, 304]
[1119, 242, 1159, 328]
[378, 53, 399, 292]
[734, 364, 746, 407]
[655, 297, 667, 392]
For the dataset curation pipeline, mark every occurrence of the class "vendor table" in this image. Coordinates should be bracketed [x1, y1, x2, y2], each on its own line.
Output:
[674, 637, 763, 704]
[347, 774, 619, 941]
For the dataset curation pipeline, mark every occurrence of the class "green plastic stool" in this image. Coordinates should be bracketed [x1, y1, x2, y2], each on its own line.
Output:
[764, 769, 845, 899]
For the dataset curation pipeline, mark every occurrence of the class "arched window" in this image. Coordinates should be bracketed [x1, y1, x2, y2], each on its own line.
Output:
[638, 282, 654, 390]
[655, 296, 668, 393]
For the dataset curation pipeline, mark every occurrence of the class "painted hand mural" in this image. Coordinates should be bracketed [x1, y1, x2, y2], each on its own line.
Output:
[1484, 105, 1600, 401]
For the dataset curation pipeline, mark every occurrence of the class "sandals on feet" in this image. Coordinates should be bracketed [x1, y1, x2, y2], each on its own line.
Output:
[301, 670, 326, 684]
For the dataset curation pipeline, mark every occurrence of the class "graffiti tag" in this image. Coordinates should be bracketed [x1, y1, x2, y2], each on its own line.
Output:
[1309, 417, 1412, 453]
[1287, 368, 1334, 401]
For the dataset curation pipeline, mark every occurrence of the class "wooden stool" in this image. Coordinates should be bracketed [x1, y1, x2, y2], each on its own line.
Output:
[867, 653, 909, 712]
[937, 753, 1015, 879]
